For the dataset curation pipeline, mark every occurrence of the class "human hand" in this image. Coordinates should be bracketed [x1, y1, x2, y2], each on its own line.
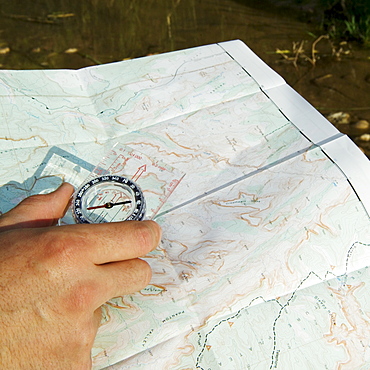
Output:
[0, 183, 161, 369]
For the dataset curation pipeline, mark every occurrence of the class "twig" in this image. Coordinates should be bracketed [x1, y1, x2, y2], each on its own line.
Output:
[306, 35, 329, 66]
[1, 11, 57, 24]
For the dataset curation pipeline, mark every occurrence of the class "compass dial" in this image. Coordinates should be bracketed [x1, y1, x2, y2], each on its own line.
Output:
[72, 175, 146, 224]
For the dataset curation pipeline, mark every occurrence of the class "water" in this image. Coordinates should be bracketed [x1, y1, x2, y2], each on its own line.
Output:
[0, 0, 316, 67]
[0, 0, 369, 155]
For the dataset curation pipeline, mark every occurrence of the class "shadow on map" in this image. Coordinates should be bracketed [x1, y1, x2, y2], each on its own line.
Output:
[0, 146, 94, 214]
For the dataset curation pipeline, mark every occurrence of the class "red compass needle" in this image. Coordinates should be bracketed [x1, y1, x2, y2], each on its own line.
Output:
[87, 200, 132, 210]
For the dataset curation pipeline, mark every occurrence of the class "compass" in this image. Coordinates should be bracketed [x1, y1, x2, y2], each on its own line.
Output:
[72, 175, 146, 224]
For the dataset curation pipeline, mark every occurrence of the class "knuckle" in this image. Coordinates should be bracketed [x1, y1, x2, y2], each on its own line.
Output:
[63, 322, 96, 367]
[22, 193, 45, 205]
[66, 281, 98, 312]
[117, 259, 152, 294]
[40, 229, 82, 266]
[133, 222, 156, 255]
[136, 258, 152, 285]
[20, 193, 50, 209]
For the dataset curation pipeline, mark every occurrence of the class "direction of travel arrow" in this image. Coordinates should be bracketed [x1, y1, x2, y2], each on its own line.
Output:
[132, 164, 146, 182]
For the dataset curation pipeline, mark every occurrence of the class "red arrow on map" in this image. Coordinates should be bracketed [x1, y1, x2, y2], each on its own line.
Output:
[132, 165, 147, 182]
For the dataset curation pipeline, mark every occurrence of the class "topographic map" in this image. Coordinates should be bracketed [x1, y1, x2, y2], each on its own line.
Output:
[1, 40, 370, 369]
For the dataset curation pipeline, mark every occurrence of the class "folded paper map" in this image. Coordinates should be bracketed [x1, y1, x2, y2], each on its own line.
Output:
[1, 40, 370, 369]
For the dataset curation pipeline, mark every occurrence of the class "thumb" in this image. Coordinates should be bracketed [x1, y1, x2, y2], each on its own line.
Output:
[0, 183, 74, 232]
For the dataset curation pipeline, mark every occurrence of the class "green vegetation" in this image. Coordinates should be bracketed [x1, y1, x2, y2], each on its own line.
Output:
[321, 0, 370, 45]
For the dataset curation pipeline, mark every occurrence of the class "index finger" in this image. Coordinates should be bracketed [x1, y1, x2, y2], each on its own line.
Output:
[62, 220, 161, 265]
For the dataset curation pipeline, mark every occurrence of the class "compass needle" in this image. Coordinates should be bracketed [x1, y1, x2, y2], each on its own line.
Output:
[86, 200, 132, 211]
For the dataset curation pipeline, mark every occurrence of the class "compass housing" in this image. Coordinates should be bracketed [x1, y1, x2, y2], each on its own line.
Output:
[72, 175, 146, 224]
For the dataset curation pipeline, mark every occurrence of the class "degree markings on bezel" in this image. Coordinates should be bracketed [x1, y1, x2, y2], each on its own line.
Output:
[73, 175, 146, 224]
